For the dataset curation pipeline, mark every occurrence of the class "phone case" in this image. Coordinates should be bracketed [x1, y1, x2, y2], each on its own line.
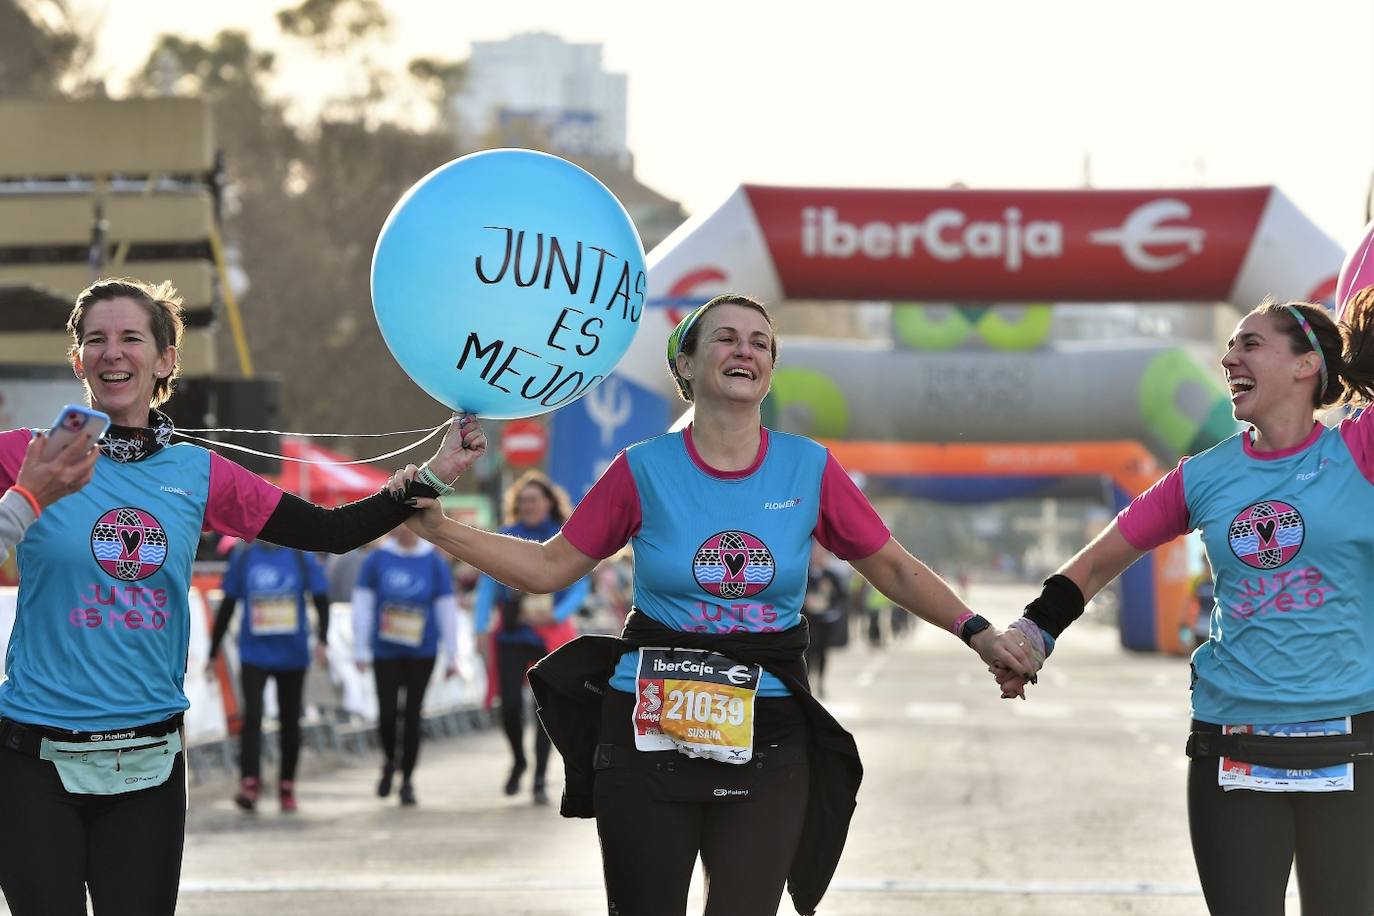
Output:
[42, 405, 110, 459]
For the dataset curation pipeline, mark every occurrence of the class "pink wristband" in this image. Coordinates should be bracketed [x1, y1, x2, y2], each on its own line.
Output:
[951, 611, 975, 637]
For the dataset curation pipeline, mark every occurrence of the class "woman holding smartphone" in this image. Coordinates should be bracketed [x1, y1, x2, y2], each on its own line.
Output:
[0, 277, 470, 916]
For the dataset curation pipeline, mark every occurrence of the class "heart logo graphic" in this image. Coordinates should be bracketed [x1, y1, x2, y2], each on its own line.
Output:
[692, 531, 774, 599]
[119, 528, 142, 556]
[1255, 520, 1277, 544]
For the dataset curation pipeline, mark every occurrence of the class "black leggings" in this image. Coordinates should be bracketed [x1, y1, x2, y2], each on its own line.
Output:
[1188, 717, 1374, 916]
[239, 663, 306, 782]
[594, 690, 809, 916]
[0, 746, 186, 916]
[497, 640, 551, 784]
[374, 656, 436, 779]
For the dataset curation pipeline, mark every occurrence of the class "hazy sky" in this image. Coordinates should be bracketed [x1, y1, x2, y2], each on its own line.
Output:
[85, 0, 1374, 248]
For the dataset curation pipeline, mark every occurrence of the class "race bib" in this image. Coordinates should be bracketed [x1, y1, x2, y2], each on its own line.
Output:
[633, 648, 761, 765]
[249, 595, 299, 636]
[379, 603, 426, 647]
[522, 593, 553, 615]
[1219, 717, 1354, 793]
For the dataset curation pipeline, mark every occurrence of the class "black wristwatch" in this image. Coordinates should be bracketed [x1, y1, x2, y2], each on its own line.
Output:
[958, 614, 992, 646]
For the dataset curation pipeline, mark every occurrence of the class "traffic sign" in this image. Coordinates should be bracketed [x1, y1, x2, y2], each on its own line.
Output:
[500, 419, 547, 467]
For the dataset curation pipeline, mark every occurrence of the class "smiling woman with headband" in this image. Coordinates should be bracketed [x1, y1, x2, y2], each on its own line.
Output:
[0, 277, 473, 916]
[391, 292, 1037, 916]
[988, 290, 1374, 916]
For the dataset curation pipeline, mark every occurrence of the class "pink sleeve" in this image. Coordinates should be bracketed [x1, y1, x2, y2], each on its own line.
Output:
[205, 451, 285, 539]
[561, 452, 641, 560]
[0, 429, 34, 490]
[1341, 408, 1374, 484]
[1114, 462, 1191, 551]
[814, 452, 891, 561]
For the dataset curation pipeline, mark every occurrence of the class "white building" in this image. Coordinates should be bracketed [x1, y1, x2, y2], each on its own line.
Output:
[451, 32, 629, 169]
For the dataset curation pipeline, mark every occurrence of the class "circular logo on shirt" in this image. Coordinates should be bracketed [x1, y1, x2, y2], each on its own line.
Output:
[1228, 500, 1304, 570]
[90, 507, 168, 581]
[381, 567, 423, 597]
[692, 531, 775, 599]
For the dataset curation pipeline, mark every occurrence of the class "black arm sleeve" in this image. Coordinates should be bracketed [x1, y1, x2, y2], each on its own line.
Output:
[209, 595, 237, 660]
[1023, 574, 1087, 639]
[255, 487, 433, 555]
[313, 593, 331, 645]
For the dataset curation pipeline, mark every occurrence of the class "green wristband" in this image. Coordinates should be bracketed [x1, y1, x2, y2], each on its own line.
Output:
[417, 464, 456, 496]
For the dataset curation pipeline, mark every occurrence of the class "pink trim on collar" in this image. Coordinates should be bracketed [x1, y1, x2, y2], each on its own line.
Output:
[1241, 421, 1323, 460]
[682, 424, 769, 479]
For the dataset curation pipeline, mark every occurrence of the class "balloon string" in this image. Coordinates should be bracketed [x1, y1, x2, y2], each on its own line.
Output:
[174, 425, 445, 437]
[170, 423, 448, 467]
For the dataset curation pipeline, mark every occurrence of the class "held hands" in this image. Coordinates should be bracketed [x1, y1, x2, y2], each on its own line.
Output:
[985, 619, 1049, 700]
[17, 429, 99, 509]
[967, 624, 1040, 694]
[389, 464, 450, 535]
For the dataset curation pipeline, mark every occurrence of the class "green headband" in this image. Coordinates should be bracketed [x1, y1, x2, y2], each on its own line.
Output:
[1285, 305, 1329, 397]
[666, 303, 712, 392]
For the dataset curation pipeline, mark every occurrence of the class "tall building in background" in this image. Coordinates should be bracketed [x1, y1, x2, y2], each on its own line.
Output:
[452, 32, 629, 169]
[449, 32, 685, 252]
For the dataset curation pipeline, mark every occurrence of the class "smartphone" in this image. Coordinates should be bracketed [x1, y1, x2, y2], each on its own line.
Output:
[42, 405, 110, 460]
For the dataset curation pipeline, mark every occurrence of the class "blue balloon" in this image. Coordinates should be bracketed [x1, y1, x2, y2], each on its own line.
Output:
[372, 149, 646, 418]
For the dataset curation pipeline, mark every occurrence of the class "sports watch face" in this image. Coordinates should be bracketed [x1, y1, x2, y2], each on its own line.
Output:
[960, 616, 991, 643]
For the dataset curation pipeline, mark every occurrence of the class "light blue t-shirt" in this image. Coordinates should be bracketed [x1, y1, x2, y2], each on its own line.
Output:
[607, 430, 828, 697]
[1184, 427, 1374, 724]
[1, 444, 211, 731]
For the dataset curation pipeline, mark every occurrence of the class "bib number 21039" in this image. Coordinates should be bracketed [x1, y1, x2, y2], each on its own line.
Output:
[633, 648, 761, 765]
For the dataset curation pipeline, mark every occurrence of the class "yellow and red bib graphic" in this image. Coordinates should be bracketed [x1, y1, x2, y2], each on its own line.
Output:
[379, 602, 426, 647]
[248, 595, 299, 635]
[633, 648, 761, 765]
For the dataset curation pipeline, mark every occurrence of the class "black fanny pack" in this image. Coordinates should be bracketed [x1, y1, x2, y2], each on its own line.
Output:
[1186, 729, 1374, 769]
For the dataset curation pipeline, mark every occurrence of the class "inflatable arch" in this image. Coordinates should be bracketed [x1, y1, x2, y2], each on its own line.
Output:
[548, 186, 1345, 652]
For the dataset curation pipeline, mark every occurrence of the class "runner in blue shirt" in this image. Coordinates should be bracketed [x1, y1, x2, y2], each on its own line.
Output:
[992, 291, 1374, 915]
[391, 295, 1037, 915]
[473, 470, 588, 805]
[208, 541, 330, 813]
[0, 278, 473, 916]
[352, 525, 458, 806]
